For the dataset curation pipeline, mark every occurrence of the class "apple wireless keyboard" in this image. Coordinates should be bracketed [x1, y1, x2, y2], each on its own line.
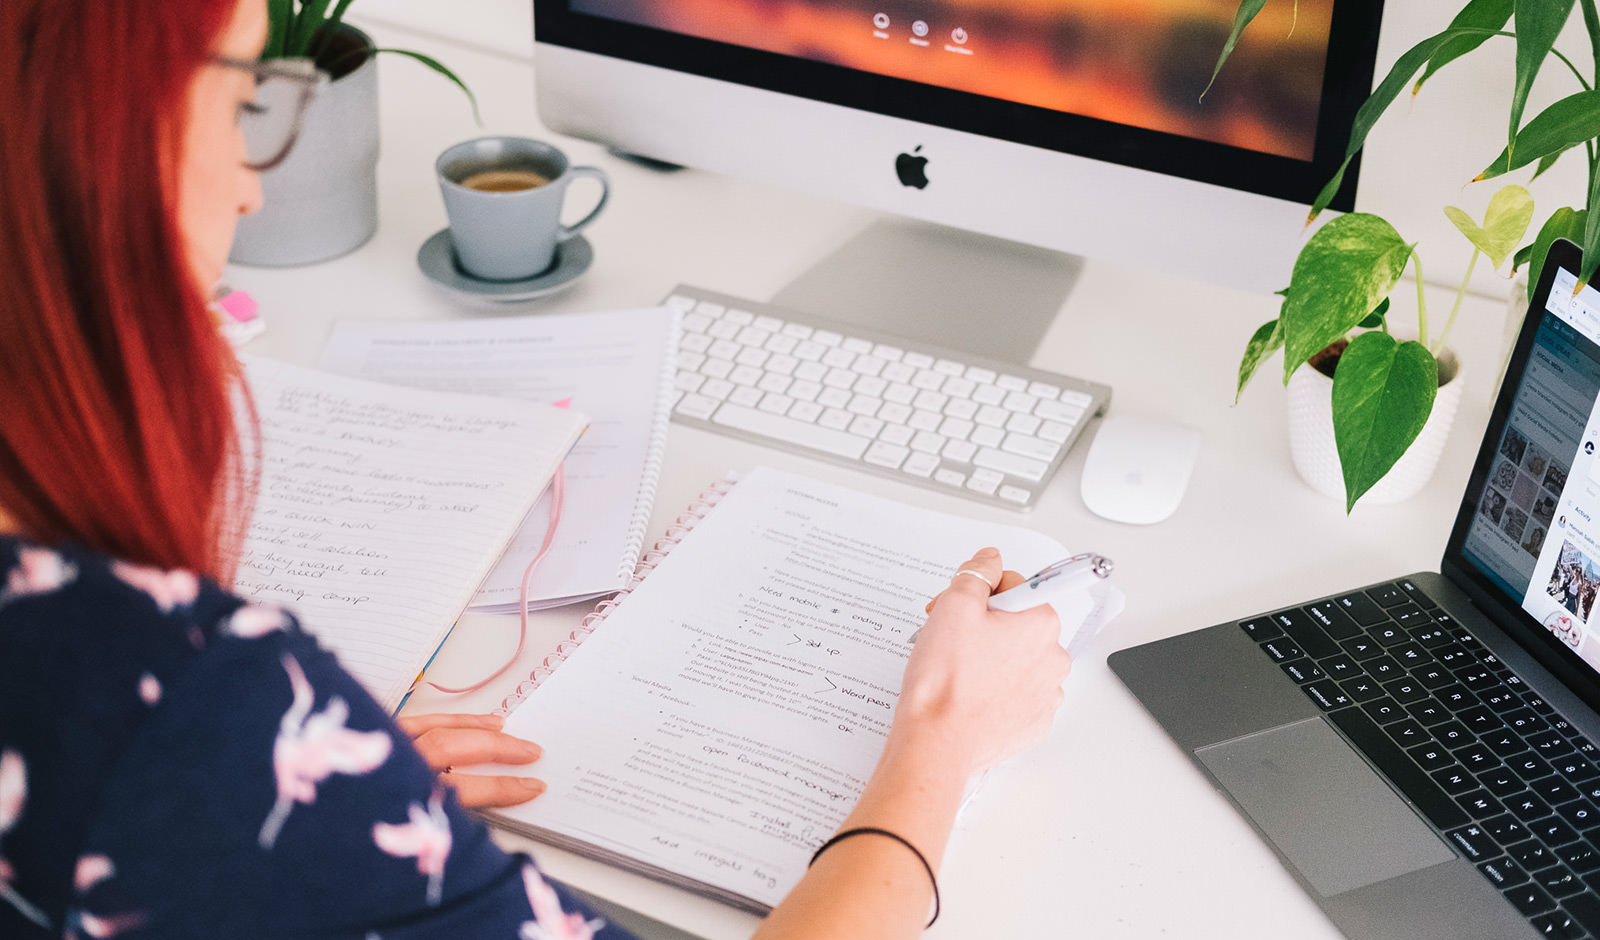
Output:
[664, 286, 1111, 510]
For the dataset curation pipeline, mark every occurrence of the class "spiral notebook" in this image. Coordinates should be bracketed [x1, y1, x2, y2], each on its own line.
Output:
[474, 466, 1123, 913]
[318, 306, 681, 611]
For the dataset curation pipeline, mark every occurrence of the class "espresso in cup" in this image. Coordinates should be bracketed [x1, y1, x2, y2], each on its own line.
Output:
[461, 169, 550, 193]
[436, 137, 610, 281]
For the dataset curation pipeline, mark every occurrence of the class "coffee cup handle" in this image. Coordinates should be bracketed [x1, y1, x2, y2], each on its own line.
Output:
[558, 166, 610, 240]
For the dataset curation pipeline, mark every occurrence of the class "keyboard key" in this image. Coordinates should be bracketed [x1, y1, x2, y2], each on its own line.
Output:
[1530, 818, 1583, 846]
[973, 448, 1048, 483]
[1302, 681, 1352, 710]
[1384, 677, 1430, 704]
[1342, 637, 1385, 661]
[712, 403, 869, 459]
[1399, 579, 1438, 608]
[1557, 842, 1600, 873]
[1391, 604, 1432, 629]
[1536, 865, 1586, 898]
[1479, 855, 1529, 889]
[1365, 656, 1406, 682]
[1531, 911, 1586, 939]
[1433, 765, 1476, 794]
[1511, 839, 1558, 870]
[1505, 792, 1553, 822]
[1281, 660, 1324, 684]
[1329, 707, 1468, 830]
[1363, 697, 1406, 724]
[1457, 790, 1504, 817]
[1320, 653, 1361, 682]
[1566, 893, 1600, 937]
[1483, 814, 1529, 844]
[1504, 882, 1557, 917]
[1239, 618, 1283, 642]
[1273, 609, 1339, 659]
[1555, 799, 1600, 831]
[1306, 601, 1361, 640]
[1478, 766, 1526, 797]
[1447, 823, 1498, 860]
[1368, 583, 1408, 607]
[1334, 592, 1389, 626]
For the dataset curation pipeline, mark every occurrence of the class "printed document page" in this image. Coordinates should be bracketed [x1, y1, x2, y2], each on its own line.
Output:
[481, 467, 1084, 910]
[238, 357, 587, 711]
[318, 307, 680, 610]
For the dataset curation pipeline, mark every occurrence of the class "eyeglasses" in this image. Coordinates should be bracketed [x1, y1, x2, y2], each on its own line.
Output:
[212, 56, 322, 171]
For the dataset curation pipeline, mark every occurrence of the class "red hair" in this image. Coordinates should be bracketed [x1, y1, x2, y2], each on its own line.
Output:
[0, 0, 253, 583]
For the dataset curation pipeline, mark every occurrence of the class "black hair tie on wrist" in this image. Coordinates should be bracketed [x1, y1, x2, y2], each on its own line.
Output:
[808, 826, 940, 927]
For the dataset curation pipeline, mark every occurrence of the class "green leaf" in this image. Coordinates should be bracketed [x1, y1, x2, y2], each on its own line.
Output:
[1444, 184, 1535, 269]
[1532, 148, 1572, 180]
[1509, 0, 1578, 160]
[1310, 26, 1501, 219]
[1202, 0, 1270, 100]
[1478, 91, 1600, 179]
[265, 0, 294, 58]
[1281, 214, 1413, 383]
[1582, 162, 1600, 288]
[1416, 0, 1515, 92]
[1332, 334, 1438, 512]
[1523, 207, 1588, 298]
[1359, 297, 1392, 329]
[1236, 317, 1284, 403]
[372, 49, 482, 125]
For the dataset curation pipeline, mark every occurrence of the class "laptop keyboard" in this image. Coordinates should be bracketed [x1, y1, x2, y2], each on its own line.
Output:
[1244, 580, 1600, 939]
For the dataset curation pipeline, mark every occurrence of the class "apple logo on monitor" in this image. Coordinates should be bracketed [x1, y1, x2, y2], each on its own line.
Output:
[895, 146, 929, 189]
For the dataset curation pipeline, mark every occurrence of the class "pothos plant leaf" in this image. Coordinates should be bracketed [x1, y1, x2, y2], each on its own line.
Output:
[1202, 0, 1269, 100]
[1523, 207, 1589, 299]
[1332, 334, 1438, 512]
[1415, 0, 1515, 93]
[1281, 213, 1413, 384]
[1478, 91, 1600, 181]
[1308, 26, 1495, 220]
[1444, 184, 1535, 269]
[1508, 0, 1578, 163]
[1236, 317, 1284, 403]
[1359, 297, 1391, 329]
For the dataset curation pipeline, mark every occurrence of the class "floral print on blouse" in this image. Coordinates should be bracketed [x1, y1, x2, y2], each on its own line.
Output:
[0, 537, 634, 940]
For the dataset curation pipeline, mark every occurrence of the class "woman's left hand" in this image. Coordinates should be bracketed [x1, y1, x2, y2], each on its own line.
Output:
[397, 713, 547, 808]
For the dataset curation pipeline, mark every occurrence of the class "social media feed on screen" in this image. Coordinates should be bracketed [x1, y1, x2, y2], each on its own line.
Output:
[1492, 272, 1600, 665]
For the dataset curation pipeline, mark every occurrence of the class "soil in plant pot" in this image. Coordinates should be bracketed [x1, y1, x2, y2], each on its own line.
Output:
[1308, 339, 1460, 386]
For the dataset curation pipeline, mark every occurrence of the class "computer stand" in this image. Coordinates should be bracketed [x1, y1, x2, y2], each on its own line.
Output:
[770, 218, 1086, 367]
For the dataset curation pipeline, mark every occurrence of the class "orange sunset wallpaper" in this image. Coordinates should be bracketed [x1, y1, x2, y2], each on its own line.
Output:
[575, 0, 1336, 160]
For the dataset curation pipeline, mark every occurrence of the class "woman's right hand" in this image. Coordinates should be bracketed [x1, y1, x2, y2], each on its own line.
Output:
[892, 547, 1072, 777]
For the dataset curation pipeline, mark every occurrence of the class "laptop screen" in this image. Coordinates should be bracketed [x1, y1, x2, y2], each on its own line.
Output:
[1454, 243, 1600, 690]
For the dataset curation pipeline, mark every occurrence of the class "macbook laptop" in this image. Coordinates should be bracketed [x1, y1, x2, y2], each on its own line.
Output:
[1111, 239, 1600, 940]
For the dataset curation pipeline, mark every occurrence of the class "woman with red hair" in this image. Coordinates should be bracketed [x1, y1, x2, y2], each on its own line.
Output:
[0, 0, 1070, 937]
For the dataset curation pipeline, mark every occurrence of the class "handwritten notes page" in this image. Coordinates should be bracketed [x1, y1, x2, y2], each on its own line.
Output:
[317, 307, 680, 611]
[481, 467, 1082, 911]
[238, 356, 588, 712]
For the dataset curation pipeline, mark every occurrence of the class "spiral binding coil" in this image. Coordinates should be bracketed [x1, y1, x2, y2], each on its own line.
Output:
[613, 310, 682, 585]
[494, 476, 739, 717]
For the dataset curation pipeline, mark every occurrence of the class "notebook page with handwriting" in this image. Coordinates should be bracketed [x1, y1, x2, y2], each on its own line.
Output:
[237, 356, 587, 711]
[479, 466, 1082, 911]
[317, 307, 680, 611]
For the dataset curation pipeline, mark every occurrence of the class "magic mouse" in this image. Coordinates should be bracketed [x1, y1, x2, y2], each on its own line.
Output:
[1080, 416, 1202, 524]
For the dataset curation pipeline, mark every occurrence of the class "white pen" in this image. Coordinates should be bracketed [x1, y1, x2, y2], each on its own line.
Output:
[988, 553, 1114, 612]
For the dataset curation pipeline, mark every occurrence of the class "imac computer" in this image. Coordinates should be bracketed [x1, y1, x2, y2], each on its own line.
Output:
[531, 0, 1385, 363]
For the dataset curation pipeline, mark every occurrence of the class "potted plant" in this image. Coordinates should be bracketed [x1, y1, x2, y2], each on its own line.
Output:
[230, 0, 476, 266]
[1216, 0, 1600, 510]
[1237, 185, 1534, 509]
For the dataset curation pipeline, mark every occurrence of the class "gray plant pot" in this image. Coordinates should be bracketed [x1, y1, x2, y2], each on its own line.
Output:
[229, 26, 380, 267]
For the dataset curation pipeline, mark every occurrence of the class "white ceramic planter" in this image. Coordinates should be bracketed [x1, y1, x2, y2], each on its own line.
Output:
[1287, 350, 1464, 505]
[229, 27, 379, 266]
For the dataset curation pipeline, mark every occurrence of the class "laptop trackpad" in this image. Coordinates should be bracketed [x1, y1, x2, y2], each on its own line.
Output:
[1197, 717, 1455, 897]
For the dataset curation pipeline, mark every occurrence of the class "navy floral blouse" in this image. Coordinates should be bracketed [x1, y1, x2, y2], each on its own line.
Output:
[0, 536, 637, 939]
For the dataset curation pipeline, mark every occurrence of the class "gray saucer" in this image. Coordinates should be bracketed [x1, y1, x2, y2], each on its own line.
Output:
[417, 229, 592, 302]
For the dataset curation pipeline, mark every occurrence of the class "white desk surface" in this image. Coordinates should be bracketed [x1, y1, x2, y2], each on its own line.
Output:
[230, 12, 1521, 939]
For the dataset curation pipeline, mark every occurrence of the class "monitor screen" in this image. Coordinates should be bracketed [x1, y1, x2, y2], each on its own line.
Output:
[573, 0, 1334, 164]
[532, 0, 1384, 317]
[1453, 245, 1600, 697]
